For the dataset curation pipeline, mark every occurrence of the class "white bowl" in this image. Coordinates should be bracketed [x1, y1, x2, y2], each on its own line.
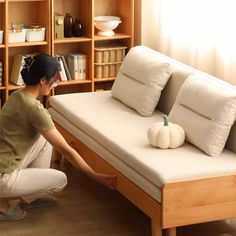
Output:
[94, 16, 121, 36]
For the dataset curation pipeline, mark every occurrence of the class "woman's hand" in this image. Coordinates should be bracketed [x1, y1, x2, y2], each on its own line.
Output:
[95, 173, 117, 190]
[42, 129, 117, 190]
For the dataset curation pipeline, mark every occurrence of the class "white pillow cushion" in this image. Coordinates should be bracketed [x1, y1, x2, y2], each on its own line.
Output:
[111, 46, 172, 116]
[169, 75, 236, 156]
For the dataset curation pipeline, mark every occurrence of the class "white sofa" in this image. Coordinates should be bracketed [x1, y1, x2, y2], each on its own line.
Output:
[48, 46, 236, 236]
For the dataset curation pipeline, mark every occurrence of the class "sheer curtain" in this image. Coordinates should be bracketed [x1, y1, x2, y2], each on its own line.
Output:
[151, 0, 236, 85]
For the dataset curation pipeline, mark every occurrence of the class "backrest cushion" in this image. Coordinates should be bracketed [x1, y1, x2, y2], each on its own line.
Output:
[111, 46, 172, 116]
[169, 74, 236, 156]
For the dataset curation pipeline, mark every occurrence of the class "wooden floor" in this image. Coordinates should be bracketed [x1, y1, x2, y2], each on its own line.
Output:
[1, 161, 236, 236]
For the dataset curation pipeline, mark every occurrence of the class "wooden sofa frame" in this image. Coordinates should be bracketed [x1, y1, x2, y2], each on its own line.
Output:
[53, 121, 236, 236]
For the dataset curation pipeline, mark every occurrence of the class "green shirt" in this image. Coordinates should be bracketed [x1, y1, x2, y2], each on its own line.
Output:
[0, 90, 55, 174]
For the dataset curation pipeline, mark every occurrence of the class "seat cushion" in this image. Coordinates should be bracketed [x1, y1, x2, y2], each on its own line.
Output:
[169, 75, 236, 156]
[111, 46, 172, 116]
[49, 91, 236, 191]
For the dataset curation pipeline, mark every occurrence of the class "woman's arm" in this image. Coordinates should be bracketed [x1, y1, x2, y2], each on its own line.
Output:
[42, 128, 116, 189]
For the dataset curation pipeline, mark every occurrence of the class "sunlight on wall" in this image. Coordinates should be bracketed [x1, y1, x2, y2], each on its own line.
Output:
[160, 0, 236, 52]
[141, 0, 236, 84]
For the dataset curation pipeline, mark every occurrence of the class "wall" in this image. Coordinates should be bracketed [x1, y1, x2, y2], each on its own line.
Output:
[134, 0, 141, 45]
[134, 0, 158, 49]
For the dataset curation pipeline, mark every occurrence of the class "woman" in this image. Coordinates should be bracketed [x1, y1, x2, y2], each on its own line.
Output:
[0, 54, 116, 220]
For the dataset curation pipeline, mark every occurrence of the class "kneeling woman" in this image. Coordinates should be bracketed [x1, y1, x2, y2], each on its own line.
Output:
[0, 54, 116, 220]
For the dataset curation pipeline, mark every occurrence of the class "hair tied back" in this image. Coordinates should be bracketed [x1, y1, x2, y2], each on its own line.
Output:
[24, 56, 35, 72]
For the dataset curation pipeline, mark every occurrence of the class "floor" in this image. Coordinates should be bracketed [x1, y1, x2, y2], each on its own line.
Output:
[1, 161, 236, 236]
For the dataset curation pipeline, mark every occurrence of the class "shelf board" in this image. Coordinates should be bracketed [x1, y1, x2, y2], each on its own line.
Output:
[0, 86, 6, 90]
[94, 34, 131, 41]
[8, 83, 25, 90]
[8, 0, 47, 2]
[54, 37, 92, 44]
[94, 77, 116, 82]
[0, 44, 5, 48]
[8, 41, 48, 48]
[0, 0, 5, 3]
[57, 79, 92, 86]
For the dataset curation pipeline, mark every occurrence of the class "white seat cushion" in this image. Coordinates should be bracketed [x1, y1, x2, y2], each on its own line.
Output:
[111, 45, 172, 116]
[49, 91, 236, 191]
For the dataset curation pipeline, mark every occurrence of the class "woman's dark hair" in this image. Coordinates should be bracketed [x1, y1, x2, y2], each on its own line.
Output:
[21, 54, 61, 85]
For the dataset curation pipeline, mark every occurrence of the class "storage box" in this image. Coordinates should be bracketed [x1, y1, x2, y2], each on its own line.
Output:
[25, 27, 46, 42]
[8, 29, 26, 43]
[94, 62, 122, 79]
[95, 46, 127, 64]
[94, 45, 126, 79]
[0, 31, 3, 44]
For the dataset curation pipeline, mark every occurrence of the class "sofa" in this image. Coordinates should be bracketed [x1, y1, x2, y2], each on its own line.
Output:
[48, 46, 236, 236]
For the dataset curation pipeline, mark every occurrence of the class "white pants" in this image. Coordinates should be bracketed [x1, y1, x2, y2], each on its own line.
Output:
[0, 136, 67, 203]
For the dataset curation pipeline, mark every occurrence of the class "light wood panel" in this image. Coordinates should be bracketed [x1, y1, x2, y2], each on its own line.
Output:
[94, 0, 118, 16]
[163, 174, 236, 228]
[134, 0, 141, 45]
[152, 221, 162, 236]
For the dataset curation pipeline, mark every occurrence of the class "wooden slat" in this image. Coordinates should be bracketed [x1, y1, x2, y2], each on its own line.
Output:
[55, 121, 162, 225]
[166, 228, 176, 236]
[54, 37, 92, 44]
[163, 174, 236, 228]
[7, 41, 48, 47]
[151, 220, 163, 236]
[94, 33, 131, 41]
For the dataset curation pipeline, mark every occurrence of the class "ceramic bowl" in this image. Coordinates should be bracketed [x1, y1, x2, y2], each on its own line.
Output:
[94, 16, 121, 36]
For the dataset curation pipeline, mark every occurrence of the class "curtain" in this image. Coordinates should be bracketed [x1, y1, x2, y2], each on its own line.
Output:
[152, 0, 236, 85]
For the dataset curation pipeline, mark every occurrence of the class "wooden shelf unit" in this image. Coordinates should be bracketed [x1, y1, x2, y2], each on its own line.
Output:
[0, 0, 50, 105]
[0, 0, 134, 107]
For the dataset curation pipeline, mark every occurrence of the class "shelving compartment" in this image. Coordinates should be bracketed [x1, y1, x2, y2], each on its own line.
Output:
[94, 45, 126, 80]
[94, 0, 134, 40]
[8, 45, 49, 90]
[53, 41, 92, 94]
[8, 0, 50, 45]
[53, 0, 92, 40]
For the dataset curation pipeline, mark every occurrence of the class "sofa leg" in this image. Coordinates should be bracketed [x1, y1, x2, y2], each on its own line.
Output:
[151, 220, 162, 236]
[166, 227, 176, 236]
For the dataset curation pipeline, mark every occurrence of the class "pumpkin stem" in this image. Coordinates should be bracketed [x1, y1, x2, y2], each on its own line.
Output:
[163, 115, 169, 126]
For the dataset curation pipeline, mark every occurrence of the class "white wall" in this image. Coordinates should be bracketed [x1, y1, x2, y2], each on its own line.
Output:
[141, 0, 159, 50]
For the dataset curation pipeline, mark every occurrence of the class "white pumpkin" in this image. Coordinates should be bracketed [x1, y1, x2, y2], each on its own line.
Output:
[147, 115, 185, 149]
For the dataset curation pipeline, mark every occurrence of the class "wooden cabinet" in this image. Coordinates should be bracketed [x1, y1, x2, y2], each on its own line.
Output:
[0, 0, 134, 106]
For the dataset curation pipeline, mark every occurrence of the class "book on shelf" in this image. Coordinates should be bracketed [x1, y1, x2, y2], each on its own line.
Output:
[10, 53, 38, 86]
[10, 54, 26, 86]
[55, 54, 72, 81]
[67, 53, 86, 80]
[75, 53, 86, 80]
[55, 55, 67, 81]
[67, 53, 79, 80]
